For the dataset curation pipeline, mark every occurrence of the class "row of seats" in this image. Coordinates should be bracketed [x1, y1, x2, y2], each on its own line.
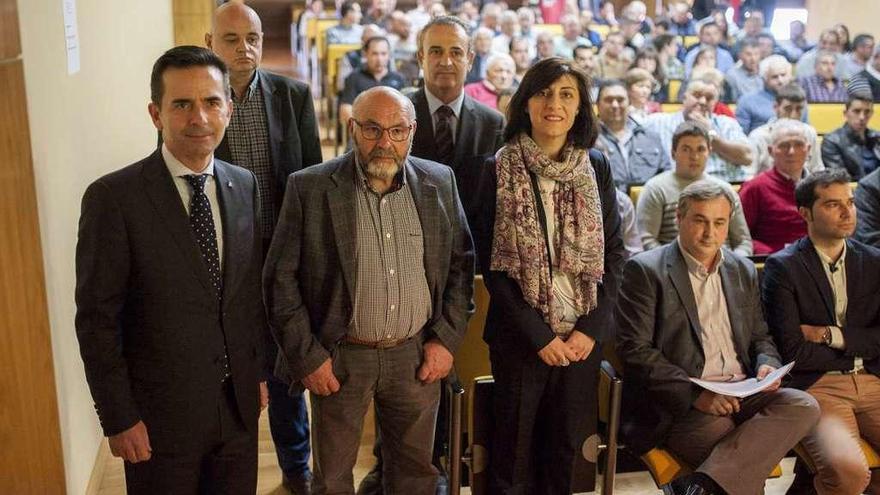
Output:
[458, 274, 880, 494]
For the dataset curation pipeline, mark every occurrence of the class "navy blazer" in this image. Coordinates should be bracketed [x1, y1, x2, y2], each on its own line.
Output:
[75, 150, 267, 450]
[616, 242, 781, 454]
[762, 237, 880, 390]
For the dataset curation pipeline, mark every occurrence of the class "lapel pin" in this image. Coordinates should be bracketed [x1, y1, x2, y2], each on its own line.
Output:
[227, 181, 233, 188]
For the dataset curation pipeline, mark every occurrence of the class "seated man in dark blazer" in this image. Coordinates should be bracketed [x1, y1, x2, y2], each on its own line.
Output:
[616, 180, 819, 495]
[762, 168, 880, 494]
[75, 46, 268, 494]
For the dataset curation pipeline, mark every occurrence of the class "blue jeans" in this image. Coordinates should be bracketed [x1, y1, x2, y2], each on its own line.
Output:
[267, 375, 311, 478]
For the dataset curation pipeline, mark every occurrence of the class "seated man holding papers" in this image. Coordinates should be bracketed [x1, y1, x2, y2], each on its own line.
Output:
[616, 180, 820, 495]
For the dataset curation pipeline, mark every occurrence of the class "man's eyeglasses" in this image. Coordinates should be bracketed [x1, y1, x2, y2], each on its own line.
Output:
[352, 120, 413, 142]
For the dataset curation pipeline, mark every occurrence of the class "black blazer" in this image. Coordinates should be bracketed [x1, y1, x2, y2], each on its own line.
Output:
[409, 89, 504, 228]
[855, 168, 880, 247]
[75, 150, 267, 452]
[472, 149, 625, 352]
[215, 69, 323, 216]
[762, 237, 880, 390]
[820, 124, 880, 180]
[615, 242, 781, 454]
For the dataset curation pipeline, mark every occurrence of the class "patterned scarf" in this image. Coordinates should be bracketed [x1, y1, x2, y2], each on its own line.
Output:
[490, 133, 605, 334]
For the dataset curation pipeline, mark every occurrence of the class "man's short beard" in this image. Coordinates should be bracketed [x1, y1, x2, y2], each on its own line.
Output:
[355, 137, 412, 181]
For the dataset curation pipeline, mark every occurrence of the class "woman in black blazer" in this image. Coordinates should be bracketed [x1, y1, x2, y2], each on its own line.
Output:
[472, 57, 626, 494]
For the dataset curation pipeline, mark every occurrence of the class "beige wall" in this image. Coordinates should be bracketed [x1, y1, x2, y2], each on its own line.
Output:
[17, 0, 173, 493]
[804, 0, 880, 40]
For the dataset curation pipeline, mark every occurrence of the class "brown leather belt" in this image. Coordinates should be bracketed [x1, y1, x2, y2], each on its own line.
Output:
[343, 335, 410, 349]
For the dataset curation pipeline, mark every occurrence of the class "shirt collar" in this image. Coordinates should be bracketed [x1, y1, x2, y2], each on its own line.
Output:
[353, 151, 407, 194]
[677, 237, 724, 276]
[162, 143, 215, 177]
[425, 88, 465, 119]
[814, 241, 847, 267]
[232, 71, 260, 102]
[772, 165, 802, 183]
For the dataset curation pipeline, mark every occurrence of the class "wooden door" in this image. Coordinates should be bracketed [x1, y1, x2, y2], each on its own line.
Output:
[0, 0, 66, 492]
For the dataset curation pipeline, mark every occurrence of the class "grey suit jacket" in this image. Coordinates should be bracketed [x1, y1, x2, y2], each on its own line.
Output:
[75, 150, 267, 450]
[615, 242, 781, 453]
[263, 152, 475, 391]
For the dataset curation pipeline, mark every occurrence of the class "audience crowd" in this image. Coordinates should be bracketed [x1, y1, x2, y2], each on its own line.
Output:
[74, 1, 880, 494]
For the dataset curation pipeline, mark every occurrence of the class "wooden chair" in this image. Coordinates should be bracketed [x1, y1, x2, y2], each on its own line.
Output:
[533, 23, 563, 36]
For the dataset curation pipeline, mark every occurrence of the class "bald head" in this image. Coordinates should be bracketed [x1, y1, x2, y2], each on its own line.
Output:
[206, 2, 263, 79]
[352, 86, 416, 122]
[212, 2, 262, 34]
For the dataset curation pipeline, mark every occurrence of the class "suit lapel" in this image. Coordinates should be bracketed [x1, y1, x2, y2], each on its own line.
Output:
[666, 245, 704, 345]
[412, 90, 438, 162]
[258, 70, 284, 175]
[797, 238, 837, 321]
[327, 154, 358, 306]
[141, 150, 214, 294]
[215, 161, 250, 304]
[719, 255, 749, 357]
[406, 160, 441, 298]
[453, 96, 475, 169]
[844, 239, 862, 322]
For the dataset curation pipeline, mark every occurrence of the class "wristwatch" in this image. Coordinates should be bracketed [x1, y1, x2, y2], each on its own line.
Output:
[822, 326, 833, 346]
[707, 129, 719, 145]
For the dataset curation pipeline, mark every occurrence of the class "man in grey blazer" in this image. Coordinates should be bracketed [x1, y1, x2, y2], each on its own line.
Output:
[264, 86, 474, 494]
[616, 181, 819, 495]
[75, 46, 268, 493]
[206, 4, 322, 492]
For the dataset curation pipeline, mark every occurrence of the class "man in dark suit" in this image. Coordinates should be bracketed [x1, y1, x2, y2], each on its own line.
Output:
[616, 180, 819, 495]
[205, 4, 322, 493]
[409, 15, 504, 228]
[75, 46, 268, 494]
[763, 168, 880, 494]
[263, 86, 474, 495]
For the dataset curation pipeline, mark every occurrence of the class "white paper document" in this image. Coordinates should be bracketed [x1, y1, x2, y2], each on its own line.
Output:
[62, 0, 80, 74]
[689, 362, 796, 398]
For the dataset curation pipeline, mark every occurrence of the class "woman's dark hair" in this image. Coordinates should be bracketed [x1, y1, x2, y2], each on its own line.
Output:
[503, 57, 598, 148]
[632, 46, 666, 84]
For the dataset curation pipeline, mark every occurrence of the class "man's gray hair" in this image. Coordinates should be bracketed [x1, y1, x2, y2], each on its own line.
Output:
[814, 49, 837, 67]
[417, 15, 473, 54]
[769, 118, 810, 145]
[759, 54, 791, 79]
[677, 180, 737, 219]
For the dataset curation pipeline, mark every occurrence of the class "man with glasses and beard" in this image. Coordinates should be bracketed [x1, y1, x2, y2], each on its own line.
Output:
[264, 86, 474, 495]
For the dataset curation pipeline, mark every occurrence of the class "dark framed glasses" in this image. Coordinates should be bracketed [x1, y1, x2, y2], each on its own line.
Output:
[352, 120, 413, 142]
